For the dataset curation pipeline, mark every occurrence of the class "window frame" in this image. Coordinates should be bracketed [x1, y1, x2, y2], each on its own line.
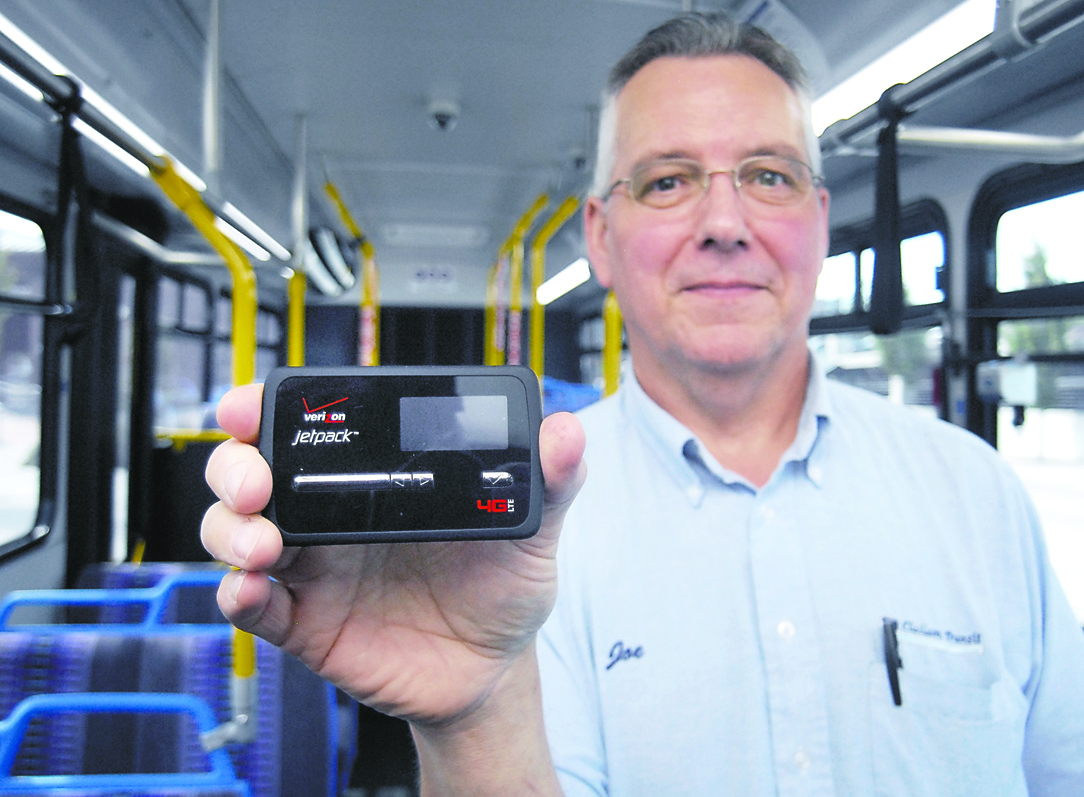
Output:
[965, 160, 1084, 445]
[0, 195, 62, 562]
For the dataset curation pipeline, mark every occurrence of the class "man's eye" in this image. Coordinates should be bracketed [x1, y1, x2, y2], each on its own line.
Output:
[636, 170, 692, 199]
[648, 174, 683, 192]
[748, 168, 792, 188]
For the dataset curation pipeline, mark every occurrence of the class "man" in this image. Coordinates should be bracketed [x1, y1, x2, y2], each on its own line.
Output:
[202, 13, 1084, 796]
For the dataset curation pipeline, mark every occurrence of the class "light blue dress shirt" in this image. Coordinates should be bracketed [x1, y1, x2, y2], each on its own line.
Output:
[538, 357, 1084, 796]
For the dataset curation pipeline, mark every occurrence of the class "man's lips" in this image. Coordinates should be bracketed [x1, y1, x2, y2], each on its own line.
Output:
[680, 278, 767, 294]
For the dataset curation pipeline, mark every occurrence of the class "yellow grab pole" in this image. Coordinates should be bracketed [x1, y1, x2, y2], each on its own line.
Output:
[603, 290, 623, 397]
[149, 158, 259, 745]
[484, 259, 500, 366]
[324, 181, 379, 366]
[506, 194, 549, 366]
[323, 181, 363, 240]
[150, 159, 257, 387]
[287, 269, 306, 366]
[529, 196, 580, 380]
[359, 238, 380, 366]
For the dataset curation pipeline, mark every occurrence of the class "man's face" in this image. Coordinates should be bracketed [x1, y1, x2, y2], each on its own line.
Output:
[585, 55, 829, 384]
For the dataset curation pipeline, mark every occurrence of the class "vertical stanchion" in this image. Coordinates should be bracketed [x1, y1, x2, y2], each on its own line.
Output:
[529, 196, 580, 381]
[505, 194, 549, 366]
[602, 290, 623, 397]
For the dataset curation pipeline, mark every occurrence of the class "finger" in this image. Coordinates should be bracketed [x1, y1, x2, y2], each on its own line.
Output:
[217, 569, 296, 648]
[535, 412, 587, 544]
[201, 501, 284, 571]
[205, 437, 272, 515]
[216, 383, 264, 443]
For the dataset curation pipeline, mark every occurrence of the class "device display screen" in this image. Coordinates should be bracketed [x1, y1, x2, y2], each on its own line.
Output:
[400, 395, 508, 451]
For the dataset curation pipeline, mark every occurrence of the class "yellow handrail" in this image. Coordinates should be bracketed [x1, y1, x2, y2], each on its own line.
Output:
[505, 194, 549, 366]
[150, 159, 257, 387]
[325, 181, 380, 365]
[287, 268, 306, 366]
[528, 196, 580, 380]
[148, 157, 258, 710]
[603, 291, 623, 397]
[485, 247, 510, 366]
[359, 237, 380, 366]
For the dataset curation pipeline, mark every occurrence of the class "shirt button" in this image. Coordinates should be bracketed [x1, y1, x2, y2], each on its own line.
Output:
[760, 505, 775, 522]
[807, 463, 823, 483]
[794, 749, 811, 771]
[777, 620, 796, 640]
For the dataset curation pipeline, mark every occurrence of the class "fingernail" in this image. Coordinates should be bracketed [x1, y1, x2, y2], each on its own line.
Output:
[224, 461, 247, 507]
[231, 520, 261, 564]
[228, 569, 246, 603]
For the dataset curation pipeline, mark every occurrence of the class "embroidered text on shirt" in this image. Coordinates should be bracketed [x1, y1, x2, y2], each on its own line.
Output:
[606, 641, 644, 670]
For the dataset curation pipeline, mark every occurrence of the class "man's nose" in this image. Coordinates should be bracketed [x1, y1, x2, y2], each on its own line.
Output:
[692, 171, 750, 250]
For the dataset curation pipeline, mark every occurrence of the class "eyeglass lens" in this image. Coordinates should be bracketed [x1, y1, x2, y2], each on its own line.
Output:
[628, 157, 815, 208]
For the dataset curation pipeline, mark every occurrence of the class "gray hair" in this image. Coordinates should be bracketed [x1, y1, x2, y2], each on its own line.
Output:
[591, 12, 821, 197]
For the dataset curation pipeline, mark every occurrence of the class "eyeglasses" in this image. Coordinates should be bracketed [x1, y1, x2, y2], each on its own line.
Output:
[604, 155, 823, 210]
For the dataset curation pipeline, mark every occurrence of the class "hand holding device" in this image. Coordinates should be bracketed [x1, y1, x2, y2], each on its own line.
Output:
[201, 378, 586, 731]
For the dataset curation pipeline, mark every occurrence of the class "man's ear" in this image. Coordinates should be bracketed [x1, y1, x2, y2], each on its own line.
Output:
[583, 196, 613, 289]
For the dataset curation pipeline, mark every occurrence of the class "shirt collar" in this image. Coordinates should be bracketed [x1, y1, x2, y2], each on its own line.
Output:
[623, 348, 835, 503]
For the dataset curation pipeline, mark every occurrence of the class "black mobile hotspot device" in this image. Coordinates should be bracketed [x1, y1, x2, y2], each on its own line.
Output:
[259, 365, 543, 544]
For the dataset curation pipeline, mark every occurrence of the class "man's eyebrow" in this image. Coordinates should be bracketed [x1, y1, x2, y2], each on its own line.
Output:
[630, 151, 697, 168]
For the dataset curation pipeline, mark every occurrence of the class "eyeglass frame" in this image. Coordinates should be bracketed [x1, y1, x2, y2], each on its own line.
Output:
[602, 155, 825, 209]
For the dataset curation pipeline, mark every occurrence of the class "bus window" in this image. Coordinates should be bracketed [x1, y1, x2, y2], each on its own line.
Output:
[810, 326, 942, 416]
[812, 252, 857, 317]
[991, 190, 1084, 619]
[812, 208, 947, 416]
[996, 190, 1084, 292]
[156, 275, 212, 432]
[816, 217, 945, 319]
[0, 209, 45, 547]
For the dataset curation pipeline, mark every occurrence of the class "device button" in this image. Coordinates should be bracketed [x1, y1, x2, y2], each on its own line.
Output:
[482, 471, 514, 488]
[412, 472, 435, 489]
[391, 472, 412, 489]
[293, 473, 391, 492]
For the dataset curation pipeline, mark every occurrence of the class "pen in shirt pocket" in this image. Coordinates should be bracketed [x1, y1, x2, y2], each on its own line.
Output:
[883, 617, 903, 706]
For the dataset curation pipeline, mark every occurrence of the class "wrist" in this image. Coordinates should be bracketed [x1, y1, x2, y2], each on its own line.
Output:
[411, 641, 561, 796]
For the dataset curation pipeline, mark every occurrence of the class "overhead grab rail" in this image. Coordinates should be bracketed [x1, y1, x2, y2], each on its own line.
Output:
[0, 25, 286, 262]
[820, 0, 1084, 159]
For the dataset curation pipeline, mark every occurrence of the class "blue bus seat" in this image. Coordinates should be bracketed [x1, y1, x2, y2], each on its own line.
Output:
[0, 575, 353, 797]
[0, 691, 250, 795]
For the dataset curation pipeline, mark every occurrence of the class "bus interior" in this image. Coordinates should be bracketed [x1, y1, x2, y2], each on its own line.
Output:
[0, 0, 1081, 794]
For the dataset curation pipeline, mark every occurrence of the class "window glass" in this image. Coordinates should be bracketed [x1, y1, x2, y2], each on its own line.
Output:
[811, 326, 942, 416]
[215, 296, 231, 337]
[901, 231, 945, 306]
[0, 209, 46, 302]
[158, 278, 180, 328]
[257, 311, 282, 347]
[995, 315, 1084, 618]
[0, 211, 45, 546]
[114, 277, 134, 561]
[813, 252, 856, 318]
[256, 347, 279, 386]
[0, 314, 43, 546]
[213, 340, 232, 405]
[996, 190, 1084, 292]
[156, 337, 207, 430]
[859, 248, 874, 310]
[182, 283, 207, 331]
[819, 230, 944, 318]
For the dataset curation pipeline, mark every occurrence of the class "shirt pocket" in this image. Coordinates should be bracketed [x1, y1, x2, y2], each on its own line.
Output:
[867, 643, 1028, 797]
